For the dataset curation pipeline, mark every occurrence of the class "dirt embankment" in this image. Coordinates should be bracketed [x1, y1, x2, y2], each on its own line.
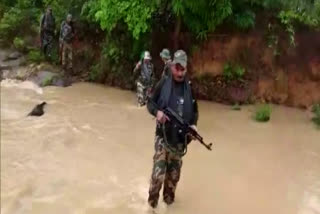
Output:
[2, 24, 319, 108]
[190, 31, 320, 108]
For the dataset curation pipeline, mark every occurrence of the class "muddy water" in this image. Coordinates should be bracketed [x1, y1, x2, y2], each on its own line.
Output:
[1, 80, 320, 214]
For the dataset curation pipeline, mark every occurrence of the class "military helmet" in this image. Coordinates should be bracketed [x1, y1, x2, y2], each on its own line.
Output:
[46, 6, 52, 12]
[143, 51, 152, 60]
[160, 48, 171, 60]
[173, 50, 187, 68]
[67, 14, 73, 21]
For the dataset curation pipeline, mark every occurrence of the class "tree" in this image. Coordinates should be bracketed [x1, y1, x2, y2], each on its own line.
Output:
[83, 0, 158, 40]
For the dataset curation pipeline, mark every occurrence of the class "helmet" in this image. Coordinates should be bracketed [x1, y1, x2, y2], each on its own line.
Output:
[173, 50, 187, 68]
[160, 48, 171, 60]
[143, 51, 151, 60]
[67, 14, 73, 22]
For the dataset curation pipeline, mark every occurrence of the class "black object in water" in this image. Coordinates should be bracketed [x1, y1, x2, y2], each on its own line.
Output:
[28, 102, 47, 117]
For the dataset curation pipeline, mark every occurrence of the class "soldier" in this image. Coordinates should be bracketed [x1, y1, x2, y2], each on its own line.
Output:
[147, 50, 199, 208]
[160, 48, 172, 77]
[59, 14, 74, 74]
[40, 7, 56, 58]
[133, 51, 155, 106]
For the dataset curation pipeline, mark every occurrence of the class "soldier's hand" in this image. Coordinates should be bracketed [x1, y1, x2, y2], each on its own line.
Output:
[188, 125, 198, 141]
[190, 125, 198, 132]
[156, 110, 170, 124]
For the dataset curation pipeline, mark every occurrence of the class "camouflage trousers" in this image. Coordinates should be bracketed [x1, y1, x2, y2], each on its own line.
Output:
[41, 31, 54, 57]
[136, 79, 152, 106]
[148, 135, 183, 208]
[62, 42, 73, 70]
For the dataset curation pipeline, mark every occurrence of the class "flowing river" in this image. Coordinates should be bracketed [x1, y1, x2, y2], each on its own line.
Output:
[1, 80, 320, 214]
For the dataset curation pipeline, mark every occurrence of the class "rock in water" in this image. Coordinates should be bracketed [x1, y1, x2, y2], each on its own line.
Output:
[28, 102, 47, 117]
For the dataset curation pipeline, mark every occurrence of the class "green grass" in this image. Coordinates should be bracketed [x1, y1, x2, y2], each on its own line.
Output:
[27, 50, 45, 64]
[89, 63, 103, 82]
[231, 104, 241, 111]
[312, 104, 320, 113]
[41, 76, 53, 87]
[13, 37, 25, 51]
[311, 104, 320, 128]
[254, 104, 272, 122]
[223, 62, 245, 82]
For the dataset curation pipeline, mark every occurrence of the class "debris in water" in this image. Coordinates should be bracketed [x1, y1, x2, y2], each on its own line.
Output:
[28, 102, 47, 116]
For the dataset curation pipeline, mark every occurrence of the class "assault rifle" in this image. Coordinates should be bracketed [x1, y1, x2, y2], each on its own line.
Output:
[149, 99, 213, 151]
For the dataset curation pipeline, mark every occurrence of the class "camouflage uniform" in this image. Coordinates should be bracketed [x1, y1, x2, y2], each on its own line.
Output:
[62, 42, 73, 70]
[148, 135, 183, 208]
[134, 52, 154, 106]
[147, 50, 198, 208]
[136, 62, 154, 106]
[60, 17, 74, 72]
[40, 11, 56, 57]
[160, 49, 172, 78]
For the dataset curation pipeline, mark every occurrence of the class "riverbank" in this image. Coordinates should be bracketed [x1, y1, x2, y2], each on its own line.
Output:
[1, 46, 319, 110]
[1, 81, 320, 214]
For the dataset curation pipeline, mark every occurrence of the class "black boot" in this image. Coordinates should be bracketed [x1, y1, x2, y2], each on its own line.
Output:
[148, 194, 159, 208]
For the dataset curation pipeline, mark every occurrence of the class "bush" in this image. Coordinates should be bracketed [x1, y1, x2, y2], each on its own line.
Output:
[89, 63, 103, 82]
[233, 10, 256, 30]
[13, 37, 26, 51]
[231, 103, 241, 111]
[312, 104, 320, 127]
[27, 50, 45, 64]
[0, 7, 39, 43]
[254, 104, 272, 122]
[0, 3, 6, 19]
[41, 76, 53, 87]
[312, 103, 320, 113]
[223, 63, 245, 82]
[0, 8, 24, 41]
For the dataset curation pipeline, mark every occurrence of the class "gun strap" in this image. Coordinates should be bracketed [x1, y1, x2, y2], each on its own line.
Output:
[161, 123, 188, 157]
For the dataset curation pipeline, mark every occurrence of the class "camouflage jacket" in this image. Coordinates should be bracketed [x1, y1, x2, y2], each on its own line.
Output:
[60, 21, 74, 44]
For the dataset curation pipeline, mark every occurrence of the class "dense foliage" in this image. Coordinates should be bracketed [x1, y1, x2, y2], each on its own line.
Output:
[2, 0, 319, 41]
[1, 0, 320, 86]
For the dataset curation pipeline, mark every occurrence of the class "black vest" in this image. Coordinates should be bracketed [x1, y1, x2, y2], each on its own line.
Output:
[157, 74, 194, 125]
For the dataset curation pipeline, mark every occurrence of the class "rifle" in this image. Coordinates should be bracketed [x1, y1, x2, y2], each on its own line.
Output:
[149, 99, 213, 151]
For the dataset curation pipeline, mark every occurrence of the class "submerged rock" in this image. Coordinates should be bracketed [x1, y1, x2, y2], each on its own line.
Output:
[28, 102, 47, 117]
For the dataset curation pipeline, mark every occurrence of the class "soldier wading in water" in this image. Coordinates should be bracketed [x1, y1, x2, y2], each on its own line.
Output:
[133, 51, 155, 106]
[147, 50, 199, 208]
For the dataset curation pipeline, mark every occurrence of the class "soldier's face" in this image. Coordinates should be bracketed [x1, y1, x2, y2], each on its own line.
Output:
[47, 9, 52, 15]
[172, 63, 185, 82]
[144, 59, 150, 64]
